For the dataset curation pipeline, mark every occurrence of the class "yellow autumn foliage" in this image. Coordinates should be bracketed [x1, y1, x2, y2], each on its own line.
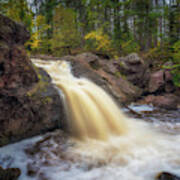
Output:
[26, 15, 50, 52]
[30, 32, 40, 49]
[84, 29, 112, 53]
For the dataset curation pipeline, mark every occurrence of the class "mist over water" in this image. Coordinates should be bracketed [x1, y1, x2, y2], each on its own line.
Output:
[1, 59, 179, 180]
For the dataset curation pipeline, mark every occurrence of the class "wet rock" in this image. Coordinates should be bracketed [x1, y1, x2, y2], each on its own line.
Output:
[60, 55, 142, 104]
[149, 70, 165, 93]
[38, 172, 49, 180]
[33, 53, 143, 103]
[157, 172, 180, 180]
[140, 95, 156, 104]
[0, 166, 21, 180]
[38, 68, 51, 83]
[0, 15, 64, 146]
[118, 53, 149, 88]
[141, 94, 178, 110]
[27, 162, 39, 177]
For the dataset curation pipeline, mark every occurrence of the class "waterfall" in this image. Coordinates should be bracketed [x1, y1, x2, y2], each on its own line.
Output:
[33, 60, 128, 140]
[1, 58, 178, 180]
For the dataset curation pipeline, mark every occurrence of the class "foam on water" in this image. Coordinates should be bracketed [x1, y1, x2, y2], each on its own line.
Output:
[0, 136, 42, 180]
[0, 127, 180, 180]
[0, 59, 179, 180]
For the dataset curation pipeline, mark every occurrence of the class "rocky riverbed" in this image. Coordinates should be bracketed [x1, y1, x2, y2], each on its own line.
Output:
[0, 105, 180, 180]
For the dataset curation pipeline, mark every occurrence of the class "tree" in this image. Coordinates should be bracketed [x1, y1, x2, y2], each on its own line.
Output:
[52, 5, 81, 56]
[2, 0, 33, 33]
[26, 15, 50, 53]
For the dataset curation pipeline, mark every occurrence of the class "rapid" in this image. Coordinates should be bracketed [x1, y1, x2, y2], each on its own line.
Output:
[0, 59, 180, 180]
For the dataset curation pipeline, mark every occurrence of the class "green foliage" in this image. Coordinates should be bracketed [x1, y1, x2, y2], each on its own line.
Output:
[2, 0, 33, 33]
[171, 41, 180, 87]
[52, 5, 81, 56]
[0, 0, 179, 60]
[172, 41, 180, 63]
[144, 44, 171, 63]
[84, 29, 112, 54]
[161, 40, 180, 87]
[120, 39, 140, 55]
[171, 65, 180, 87]
[26, 15, 51, 53]
[163, 64, 180, 87]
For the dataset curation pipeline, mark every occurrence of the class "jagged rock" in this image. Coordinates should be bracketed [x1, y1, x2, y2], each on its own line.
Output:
[149, 70, 165, 93]
[99, 60, 119, 75]
[0, 15, 64, 146]
[60, 55, 142, 104]
[148, 69, 176, 94]
[157, 172, 180, 180]
[118, 53, 149, 88]
[141, 94, 178, 110]
[0, 166, 21, 180]
[76, 52, 101, 70]
[0, 15, 29, 45]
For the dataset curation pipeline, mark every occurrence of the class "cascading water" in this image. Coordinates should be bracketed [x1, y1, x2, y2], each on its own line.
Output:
[34, 59, 128, 140]
[0, 59, 180, 180]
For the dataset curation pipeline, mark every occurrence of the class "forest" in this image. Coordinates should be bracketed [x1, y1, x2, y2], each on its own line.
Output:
[0, 0, 180, 86]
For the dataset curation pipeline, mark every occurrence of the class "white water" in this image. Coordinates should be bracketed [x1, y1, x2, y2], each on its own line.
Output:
[0, 59, 180, 180]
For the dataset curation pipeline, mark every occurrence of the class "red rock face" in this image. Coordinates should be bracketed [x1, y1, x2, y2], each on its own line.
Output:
[0, 15, 38, 93]
[118, 53, 149, 88]
[0, 15, 64, 147]
[148, 69, 176, 94]
[148, 70, 165, 93]
[0, 45, 38, 91]
[142, 94, 178, 110]
[60, 54, 142, 104]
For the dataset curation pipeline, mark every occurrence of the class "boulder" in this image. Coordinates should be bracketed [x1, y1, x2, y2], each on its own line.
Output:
[0, 166, 21, 180]
[148, 70, 165, 93]
[148, 69, 176, 94]
[60, 55, 142, 104]
[157, 172, 180, 180]
[0, 15, 64, 146]
[99, 60, 119, 75]
[76, 52, 101, 70]
[118, 53, 149, 88]
[0, 15, 29, 45]
[141, 94, 178, 110]
[77, 53, 119, 76]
